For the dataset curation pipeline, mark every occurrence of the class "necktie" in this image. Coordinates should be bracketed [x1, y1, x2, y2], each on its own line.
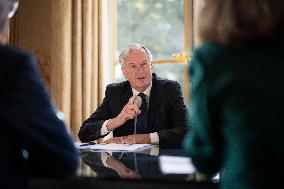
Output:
[136, 93, 148, 134]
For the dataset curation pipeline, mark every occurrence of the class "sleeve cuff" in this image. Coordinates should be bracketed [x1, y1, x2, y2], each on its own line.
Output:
[150, 146, 159, 156]
[101, 152, 113, 167]
[150, 132, 159, 144]
[101, 120, 110, 135]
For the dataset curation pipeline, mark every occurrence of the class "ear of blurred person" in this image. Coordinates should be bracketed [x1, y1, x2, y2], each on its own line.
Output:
[183, 0, 284, 189]
[0, 0, 79, 188]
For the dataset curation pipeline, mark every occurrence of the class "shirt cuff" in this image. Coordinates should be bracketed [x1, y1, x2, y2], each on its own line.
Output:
[101, 120, 110, 136]
[150, 132, 159, 144]
[101, 152, 113, 168]
[150, 146, 159, 156]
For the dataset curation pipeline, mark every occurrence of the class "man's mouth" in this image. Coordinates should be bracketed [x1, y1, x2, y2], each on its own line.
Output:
[137, 76, 146, 80]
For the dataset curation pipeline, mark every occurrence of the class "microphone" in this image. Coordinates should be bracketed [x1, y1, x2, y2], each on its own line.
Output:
[134, 96, 142, 109]
[133, 96, 142, 142]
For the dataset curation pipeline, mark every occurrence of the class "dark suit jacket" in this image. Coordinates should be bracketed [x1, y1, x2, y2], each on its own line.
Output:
[183, 42, 284, 189]
[0, 44, 79, 189]
[79, 74, 187, 148]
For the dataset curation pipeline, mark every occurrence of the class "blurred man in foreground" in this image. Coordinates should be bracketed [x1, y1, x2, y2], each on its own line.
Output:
[0, 1, 79, 188]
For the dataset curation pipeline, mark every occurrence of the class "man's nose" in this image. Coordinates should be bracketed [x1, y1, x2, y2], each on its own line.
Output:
[137, 65, 144, 72]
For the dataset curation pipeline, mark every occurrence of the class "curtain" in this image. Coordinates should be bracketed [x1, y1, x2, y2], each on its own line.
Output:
[10, 0, 116, 141]
[50, 0, 102, 140]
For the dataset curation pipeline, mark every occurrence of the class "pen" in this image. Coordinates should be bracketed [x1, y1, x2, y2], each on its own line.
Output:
[79, 141, 96, 147]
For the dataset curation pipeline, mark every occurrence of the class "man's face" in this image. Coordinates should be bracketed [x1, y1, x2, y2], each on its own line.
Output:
[121, 49, 153, 92]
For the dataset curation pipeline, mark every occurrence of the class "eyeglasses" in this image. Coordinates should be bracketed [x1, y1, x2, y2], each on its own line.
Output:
[8, 1, 19, 19]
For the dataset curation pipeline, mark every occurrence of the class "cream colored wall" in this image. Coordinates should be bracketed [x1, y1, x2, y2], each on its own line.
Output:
[14, 0, 52, 89]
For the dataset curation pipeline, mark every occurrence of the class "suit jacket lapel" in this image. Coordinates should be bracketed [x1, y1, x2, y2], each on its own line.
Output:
[148, 74, 160, 131]
[121, 81, 133, 108]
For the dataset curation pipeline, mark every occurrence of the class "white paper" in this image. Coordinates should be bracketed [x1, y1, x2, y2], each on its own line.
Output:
[159, 155, 196, 174]
[76, 143, 153, 152]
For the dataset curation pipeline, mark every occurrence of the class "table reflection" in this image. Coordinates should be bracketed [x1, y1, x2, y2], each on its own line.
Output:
[79, 146, 216, 183]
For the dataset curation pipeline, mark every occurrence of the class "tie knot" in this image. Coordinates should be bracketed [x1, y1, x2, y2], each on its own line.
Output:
[138, 93, 146, 101]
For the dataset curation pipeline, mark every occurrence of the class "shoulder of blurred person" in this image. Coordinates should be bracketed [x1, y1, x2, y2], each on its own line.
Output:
[0, 44, 79, 187]
[0, 1, 79, 188]
[184, 1, 284, 189]
[0, 43, 34, 75]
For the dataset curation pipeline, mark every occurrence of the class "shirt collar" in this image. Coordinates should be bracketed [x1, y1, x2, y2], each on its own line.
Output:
[132, 81, 152, 98]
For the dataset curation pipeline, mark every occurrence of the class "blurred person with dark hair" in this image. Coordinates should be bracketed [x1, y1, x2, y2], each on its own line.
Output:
[183, 0, 284, 189]
[0, 0, 79, 188]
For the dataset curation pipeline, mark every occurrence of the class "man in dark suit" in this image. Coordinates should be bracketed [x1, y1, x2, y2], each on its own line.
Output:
[79, 44, 187, 148]
[0, 0, 79, 188]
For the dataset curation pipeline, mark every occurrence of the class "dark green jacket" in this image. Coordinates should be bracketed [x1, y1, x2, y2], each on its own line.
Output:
[183, 42, 284, 189]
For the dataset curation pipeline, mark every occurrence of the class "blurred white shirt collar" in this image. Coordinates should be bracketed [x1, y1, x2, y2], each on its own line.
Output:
[132, 81, 152, 99]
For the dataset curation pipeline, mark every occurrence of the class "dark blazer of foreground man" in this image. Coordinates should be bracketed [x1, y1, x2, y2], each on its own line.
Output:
[79, 44, 187, 148]
[183, 1, 284, 189]
[0, 1, 79, 188]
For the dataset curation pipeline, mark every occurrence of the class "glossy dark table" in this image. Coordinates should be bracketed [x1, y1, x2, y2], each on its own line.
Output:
[30, 146, 218, 189]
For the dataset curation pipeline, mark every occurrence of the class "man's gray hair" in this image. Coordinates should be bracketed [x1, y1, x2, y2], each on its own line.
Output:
[119, 43, 153, 66]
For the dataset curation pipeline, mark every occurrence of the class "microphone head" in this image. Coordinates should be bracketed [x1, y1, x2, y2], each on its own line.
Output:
[134, 96, 142, 109]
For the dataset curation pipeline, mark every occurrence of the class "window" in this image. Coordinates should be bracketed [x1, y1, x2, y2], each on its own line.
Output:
[114, 0, 194, 103]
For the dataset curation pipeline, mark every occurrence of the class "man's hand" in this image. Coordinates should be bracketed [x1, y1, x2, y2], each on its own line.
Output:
[118, 96, 141, 123]
[106, 96, 141, 131]
[106, 156, 140, 179]
[104, 134, 151, 144]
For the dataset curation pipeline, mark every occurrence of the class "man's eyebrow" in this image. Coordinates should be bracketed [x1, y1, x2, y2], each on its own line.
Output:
[126, 60, 147, 65]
